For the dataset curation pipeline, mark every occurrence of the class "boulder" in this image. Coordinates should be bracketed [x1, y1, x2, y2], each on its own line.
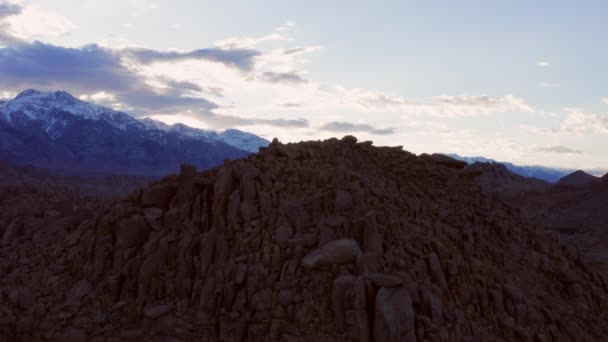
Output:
[301, 239, 362, 269]
[143, 304, 172, 319]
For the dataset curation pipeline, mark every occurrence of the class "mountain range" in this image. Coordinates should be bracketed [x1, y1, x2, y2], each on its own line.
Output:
[0, 90, 269, 176]
[448, 153, 606, 183]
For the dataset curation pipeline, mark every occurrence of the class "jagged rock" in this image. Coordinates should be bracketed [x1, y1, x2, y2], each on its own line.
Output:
[115, 216, 149, 250]
[301, 239, 362, 269]
[356, 253, 381, 275]
[141, 184, 176, 207]
[366, 273, 403, 288]
[67, 279, 92, 304]
[427, 254, 447, 289]
[332, 275, 356, 331]
[1, 221, 21, 246]
[374, 287, 417, 342]
[143, 304, 172, 319]
[240, 200, 259, 221]
[363, 211, 383, 254]
[251, 288, 273, 311]
[421, 286, 443, 326]
[334, 190, 354, 212]
[2, 137, 608, 341]
[420, 153, 468, 169]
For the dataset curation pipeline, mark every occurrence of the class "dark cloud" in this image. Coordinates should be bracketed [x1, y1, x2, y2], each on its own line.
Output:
[0, 1, 22, 44]
[196, 111, 309, 129]
[123, 47, 260, 71]
[260, 71, 307, 84]
[283, 47, 307, 55]
[157, 77, 203, 93]
[319, 121, 396, 135]
[201, 86, 224, 97]
[535, 145, 583, 154]
[0, 2, 21, 18]
[0, 41, 218, 113]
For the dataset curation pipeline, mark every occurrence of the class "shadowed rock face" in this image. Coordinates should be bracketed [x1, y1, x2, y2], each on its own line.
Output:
[557, 170, 599, 187]
[468, 163, 608, 275]
[1, 136, 608, 341]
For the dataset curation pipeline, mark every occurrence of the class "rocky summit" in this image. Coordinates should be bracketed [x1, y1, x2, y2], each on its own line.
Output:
[1, 136, 608, 341]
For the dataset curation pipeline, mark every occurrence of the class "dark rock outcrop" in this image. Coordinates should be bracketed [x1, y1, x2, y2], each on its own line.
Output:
[1, 137, 608, 341]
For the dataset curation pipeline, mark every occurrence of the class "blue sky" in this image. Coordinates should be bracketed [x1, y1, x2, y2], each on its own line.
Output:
[1, 0, 607, 170]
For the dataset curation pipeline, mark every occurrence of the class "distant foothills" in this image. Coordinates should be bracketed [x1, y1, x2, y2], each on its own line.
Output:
[448, 154, 607, 183]
[0, 89, 604, 181]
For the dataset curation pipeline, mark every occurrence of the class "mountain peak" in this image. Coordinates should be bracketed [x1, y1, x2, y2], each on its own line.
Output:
[218, 128, 269, 153]
[15, 89, 43, 99]
[557, 170, 599, 186]
[15, 89, 77, 103]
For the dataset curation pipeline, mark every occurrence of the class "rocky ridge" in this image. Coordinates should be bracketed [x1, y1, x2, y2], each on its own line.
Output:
[1, 136, 608, 341]
[556, 170, 599, 187]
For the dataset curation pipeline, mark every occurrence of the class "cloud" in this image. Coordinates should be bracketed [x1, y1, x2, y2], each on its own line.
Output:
[157, 77, 203, 94]
[333, 88, 535, 117]
[259, 71, 307, 84]
[319, 121, 396, 135]
[278, 102, 301, 108]
[283, 46, 320, 55]
[537, 61, 550, 67]
[421, 94, 535, 117]
[535, 145, 583, 154]
[560, 109, 608, 135]
[150, 111, 310, 129]
[122, 47, 260, 72]
[2, 3, 76, 41]
[0, 2, 21, 18]
[214, 20, 296, 49]
[0, 1, 21, 43]
[602, 98, 608, 104]
[540, 82, 560, 88]
[0, 41, 218, 113]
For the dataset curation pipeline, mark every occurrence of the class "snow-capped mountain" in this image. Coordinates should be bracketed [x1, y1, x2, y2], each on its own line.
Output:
[0, 89, 270, 176]
[218, 129, 270, 153]
[1, 90, 138, 135]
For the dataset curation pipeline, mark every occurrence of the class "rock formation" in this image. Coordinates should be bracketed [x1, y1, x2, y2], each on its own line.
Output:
[1, 136, 608, 341]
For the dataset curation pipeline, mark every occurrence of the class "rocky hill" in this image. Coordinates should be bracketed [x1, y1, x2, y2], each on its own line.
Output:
[556, 170, 599, 187]
[465, 162, 550, 197]
[1, 137, 607, 341]
[468, 162, 608, 277]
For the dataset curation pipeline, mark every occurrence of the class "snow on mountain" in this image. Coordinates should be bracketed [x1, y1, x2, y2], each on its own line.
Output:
[0, 89, 267, 150]
[218, 129, 269, 153]
[0, 89, 138, 137]
[0, 89, 270, 176]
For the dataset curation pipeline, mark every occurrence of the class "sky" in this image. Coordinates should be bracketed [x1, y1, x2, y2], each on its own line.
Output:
[0, 0, 607, 170]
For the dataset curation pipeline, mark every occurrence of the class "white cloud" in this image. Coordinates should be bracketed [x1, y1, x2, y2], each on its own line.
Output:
[429, 94, 534, 116]
[536, 61, 550, 67]
[522, 109, 608, 136]
[0, 90, 17, 99]
[602, 98, 608, 104]
[560, 109, 608, 135]
[214, 20, 296, 49]
[535, 145, 582, 154]
[540, 82, 560, 88]
[4, 4, 76, 40]
[79, 91, 117, 102]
